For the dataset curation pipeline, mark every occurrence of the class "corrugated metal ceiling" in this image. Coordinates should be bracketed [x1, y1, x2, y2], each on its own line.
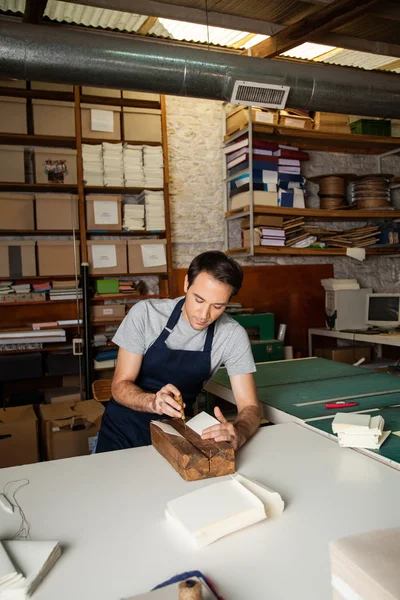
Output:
[0, 0, 399, 73]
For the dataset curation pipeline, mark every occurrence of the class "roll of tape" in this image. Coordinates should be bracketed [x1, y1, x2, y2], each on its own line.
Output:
[284, 346, 293, 360]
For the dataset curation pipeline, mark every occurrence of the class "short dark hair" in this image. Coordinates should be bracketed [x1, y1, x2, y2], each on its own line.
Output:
[187, 251, 243, 297]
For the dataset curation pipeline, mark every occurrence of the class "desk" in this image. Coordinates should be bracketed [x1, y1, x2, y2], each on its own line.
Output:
[308, 327, 400, 358]
[1, 424, 400, 600]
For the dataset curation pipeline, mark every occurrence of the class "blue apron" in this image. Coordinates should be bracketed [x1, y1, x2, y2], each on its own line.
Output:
[95, 298, 215, 452]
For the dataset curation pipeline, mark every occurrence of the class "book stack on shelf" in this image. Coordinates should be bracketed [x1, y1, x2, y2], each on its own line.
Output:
[103, 142, 124, 187]
[123, 195, 145, 231]
[143, 146, 164, 188]
[49, 280, 82, 301]
[82, 144, 103, 186]
[242, 216, 308, 248]
[225, 136, 309, 212]
[141, 190, 166, 230]
[123, 144, 144, 187]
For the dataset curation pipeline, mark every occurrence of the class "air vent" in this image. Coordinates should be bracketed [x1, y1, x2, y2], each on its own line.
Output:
[231, 81, 290, 109]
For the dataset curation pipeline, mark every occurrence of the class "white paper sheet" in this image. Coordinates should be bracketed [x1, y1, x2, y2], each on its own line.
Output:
[141, 244, 166, 268]
[91, 244, 117, 269]
[151, 421, 183, 438]
[90, 109, 114, 133]
[346, 248, 366, 261]
[186, 411, 219, 436]
[93, 200, 119, 225]
[293, 188, 305, 208]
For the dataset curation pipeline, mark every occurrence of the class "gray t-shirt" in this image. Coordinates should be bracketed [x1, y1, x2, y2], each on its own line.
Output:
[113, 296, 256, 379]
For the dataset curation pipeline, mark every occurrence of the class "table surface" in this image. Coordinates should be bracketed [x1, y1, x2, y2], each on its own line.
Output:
[1, 424, 400, 600]
[309, 327, 400, 348]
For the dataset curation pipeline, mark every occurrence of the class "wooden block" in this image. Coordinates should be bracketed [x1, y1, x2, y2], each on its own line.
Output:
[150, 419, 235, 481]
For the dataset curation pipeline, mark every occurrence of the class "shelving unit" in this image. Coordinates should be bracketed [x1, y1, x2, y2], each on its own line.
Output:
[0, 81, 173, 403]
[223, 106, 400, 257]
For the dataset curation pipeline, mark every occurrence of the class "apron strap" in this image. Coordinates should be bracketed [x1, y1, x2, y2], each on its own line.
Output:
[157, 297, 185, 343]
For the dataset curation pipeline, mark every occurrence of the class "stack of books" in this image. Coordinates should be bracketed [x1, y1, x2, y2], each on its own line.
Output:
[225, 136, 308, 211]
[12, 283, 31, 295]
[0, 281, 15, 302]
[82, 143, 103, 186]
[123, 144, 145, 187]
[140, 190, 165, 230]
[319, 225, 380, 248]
[118, 279, 146, 295]
[49, 281, 82, 301]
[332, 413, 390, 449]
[241, 215, 307, 248]
[32, 282, 51, 294]
[123, 196, 145, 231]
[102, 142, 124, 187]
[143, 146, 164, 188]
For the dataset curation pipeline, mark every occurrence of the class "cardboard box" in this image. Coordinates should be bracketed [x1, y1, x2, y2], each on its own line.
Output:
[122, 90, 160, 102]
[0, 405, 39, 468]
[314, 346, 371, 365]
[123, 107, 162, 142]
[0, 145, 25, 182]
[279, 110, 314, 130]
[86, 194, 122, 231]
[37, 240, 80, 276]
[226, 106, 278, 135]
[81, 103, 121, 140]
[91, 304, 126, 321]
[87, 240, 127, 275]
[128, 239, 167, 274]
[314, 112, 350, 134]
[0, 79, 26, 89]
[30, 81, 73, 92]
[33, 99, 75, 137]
[0, 241, 36, 277]
[35, 193, 79, 230]
[39, 400, 104, 461]
[44, 387, 81, 404]
[82, 86, 121, 98]
[0, 192, 34, 230]
[34, 147, 78, 185]
[0, 97, 27, 134]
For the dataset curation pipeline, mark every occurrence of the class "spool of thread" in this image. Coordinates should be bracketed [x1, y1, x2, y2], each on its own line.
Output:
[178, 579, 203, 600]
[284, 346, 293, 360]
[277, 324, 286, 342]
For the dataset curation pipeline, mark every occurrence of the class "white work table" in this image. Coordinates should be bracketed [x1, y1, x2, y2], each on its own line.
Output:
[1, 423, 400, 600]
[308, 327, 400, 357]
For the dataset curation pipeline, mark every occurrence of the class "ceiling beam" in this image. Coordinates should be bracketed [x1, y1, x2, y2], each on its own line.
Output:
[60, 0, 284, 36]
[248, 0, 381, 58]
[23, 0, 47, 24]
[137, 15, 158, 35]
[319, 33, 400, 59]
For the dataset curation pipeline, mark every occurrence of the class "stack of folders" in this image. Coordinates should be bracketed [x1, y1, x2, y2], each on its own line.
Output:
[123, 144, 145, 187]
[226, 137, 309, 210]
[82, 144, 103, 186]
[242, 216, 307, 248]
[102, 142, 124, 187]
[0, 330, 66, 344]
[123, 196, 145, 231]
[0, 540, 61, 599]
[332, 413, 391, 449]
[49, 281, 82, 301]
[140, 190, 165, 230]
[321, 278, 360, 291]
[143, 146, 163, 188]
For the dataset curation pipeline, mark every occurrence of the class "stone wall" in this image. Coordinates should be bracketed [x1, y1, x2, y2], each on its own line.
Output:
[166, 95, 400, 292]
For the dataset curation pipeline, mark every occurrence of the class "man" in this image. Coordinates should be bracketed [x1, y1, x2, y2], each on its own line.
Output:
[96, 251, 260, 453]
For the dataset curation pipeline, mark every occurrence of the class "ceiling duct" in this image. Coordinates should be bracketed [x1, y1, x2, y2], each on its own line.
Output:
[231, 82, 290, 109]
[1, 20, 400, 118]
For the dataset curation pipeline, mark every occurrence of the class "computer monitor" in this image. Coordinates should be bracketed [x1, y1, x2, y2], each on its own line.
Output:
[366, 293, 400, 329]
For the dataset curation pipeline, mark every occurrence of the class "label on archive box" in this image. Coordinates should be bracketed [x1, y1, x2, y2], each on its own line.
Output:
[141, 244, 166, 268]
[93, 200, 119, 225]
[90, 109, 114, 132]
[255, 111, 275, 124]
[284, 117, 306, 129]
[92, 244, 117, 269]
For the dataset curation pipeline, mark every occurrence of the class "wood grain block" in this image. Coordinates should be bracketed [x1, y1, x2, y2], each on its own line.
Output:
[150, 418, 235, 481]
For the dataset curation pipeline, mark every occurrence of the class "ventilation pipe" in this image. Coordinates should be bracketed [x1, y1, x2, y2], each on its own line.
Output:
[1, 20, 400, 118]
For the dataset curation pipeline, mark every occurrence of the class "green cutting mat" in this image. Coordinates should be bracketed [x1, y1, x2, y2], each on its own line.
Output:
[308, 408, 400, 467]
[257, 373, 400, 419]
[210, 358, 375, 389]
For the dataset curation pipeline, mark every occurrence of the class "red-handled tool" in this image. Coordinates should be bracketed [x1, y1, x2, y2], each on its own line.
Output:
[325, 401, 358, 409]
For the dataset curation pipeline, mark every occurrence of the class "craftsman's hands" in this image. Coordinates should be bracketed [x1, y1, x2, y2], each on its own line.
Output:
[201, 407, 243, 450]
[150, 384, 185, 419]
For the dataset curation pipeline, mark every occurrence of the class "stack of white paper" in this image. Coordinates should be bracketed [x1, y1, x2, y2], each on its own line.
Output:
[0, 540, 61, 599]
[332, 413, 391, 449]
[143, 146, 163, 188]
[82, 144, 103, 186]
[123, 196, 145, 231]
[139, 190, 165, 230]
[321, 278, 360, 291]
[0, 544, 23, 594]
[166, 473, 284, 548]
[123, 144, 145, 187]
[102, 142, 124, 187]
